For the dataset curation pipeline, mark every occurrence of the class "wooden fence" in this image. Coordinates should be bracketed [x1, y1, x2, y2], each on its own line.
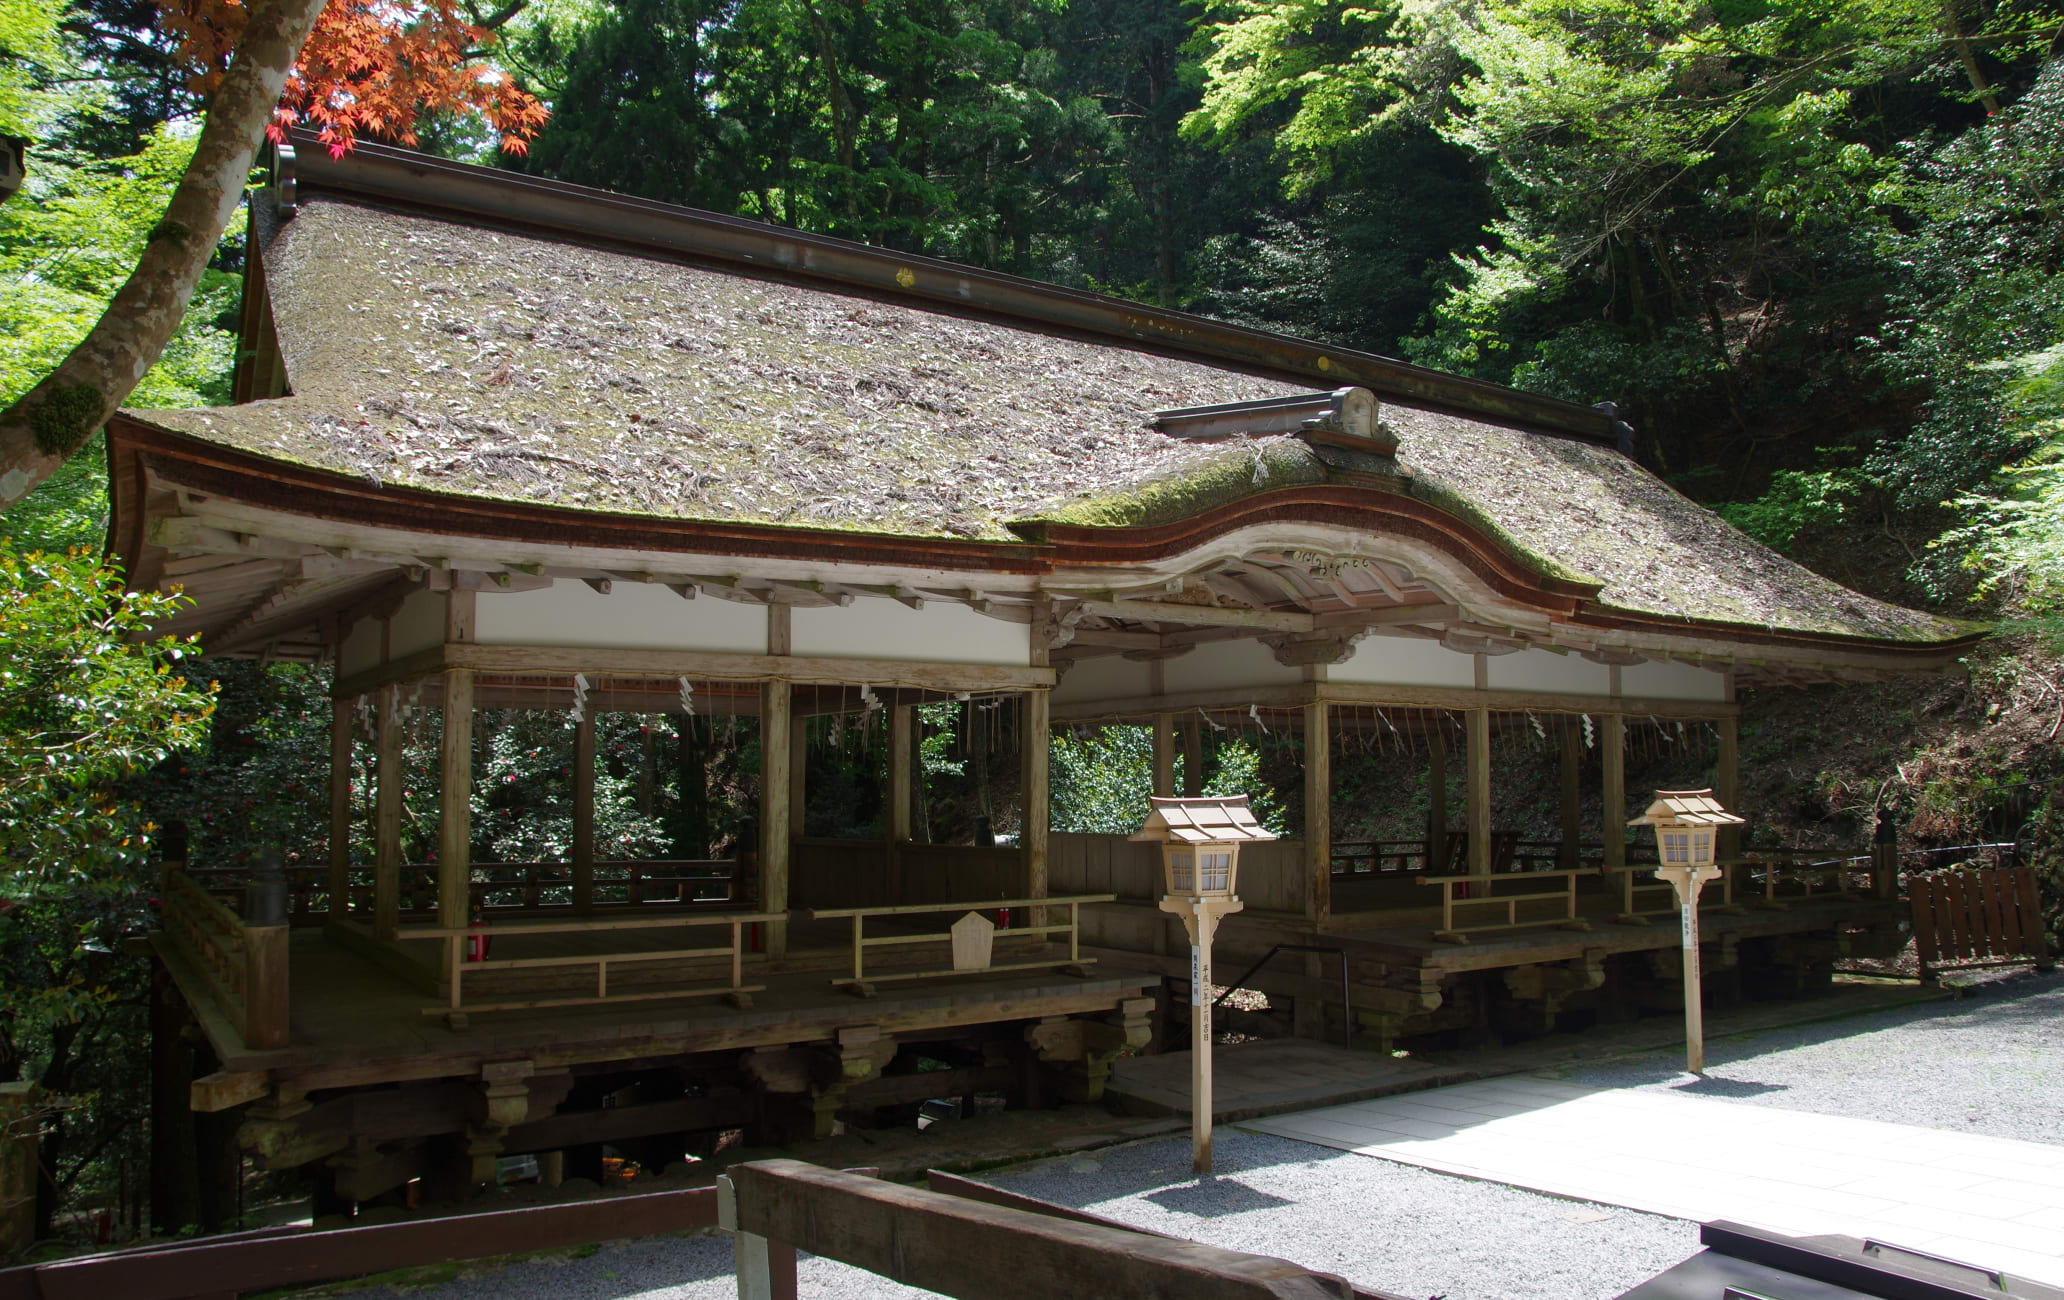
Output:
[157, 870, 288, 1049]
[1911, 864, 2053, 981]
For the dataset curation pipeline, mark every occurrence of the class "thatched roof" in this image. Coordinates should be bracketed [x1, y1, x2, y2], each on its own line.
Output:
[122, 189, 1970, 647]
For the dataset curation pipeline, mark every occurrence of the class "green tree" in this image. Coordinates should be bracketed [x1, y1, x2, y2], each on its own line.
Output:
[0, 549, 215, 1235]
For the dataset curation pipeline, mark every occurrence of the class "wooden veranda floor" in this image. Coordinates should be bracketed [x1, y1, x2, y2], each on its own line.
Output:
[155, 923, 1154, 1090]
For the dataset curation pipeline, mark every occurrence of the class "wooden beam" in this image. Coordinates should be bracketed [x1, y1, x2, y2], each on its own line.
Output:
[1070, 599, 1312, 633]
[1151, 714, 1175, 799]
[760, 680, 793, 956]
[572, 710, 596, 915]
[438, 643, 1053, 694]
[328, 697, 353, 926]
[374, 685, 402, 940]
[1304, 700, 1330, 929]
[1466, 707, 1491, 876]
[439, 668, 475, 972]
[1602, 713, 1626, 869]
[889, 705, 913, 843]
[1311, 603, 1462, 631]
[189, 1070, 270, 1114]
[767, 604, 792, 657]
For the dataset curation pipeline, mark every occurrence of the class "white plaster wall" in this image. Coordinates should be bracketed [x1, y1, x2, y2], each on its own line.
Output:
[1621, 659, 1727, 702]
[1163, 638, 1301, 695]
[388, 587, 448, 659]
[790, 599, 1029, 665]
[474, 581, 768, 653]
[1487, 648, 1611, 696]
[1331, 634, 1475, 687]
[338, 616, 381, 679]
[1052, 654, 1154, 708]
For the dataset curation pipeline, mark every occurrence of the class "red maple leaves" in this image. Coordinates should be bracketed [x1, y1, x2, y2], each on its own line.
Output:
[161, 0, 549, 157]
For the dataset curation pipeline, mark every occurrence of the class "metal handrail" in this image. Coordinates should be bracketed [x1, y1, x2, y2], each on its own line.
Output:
[1208, 943, 1352, 1047]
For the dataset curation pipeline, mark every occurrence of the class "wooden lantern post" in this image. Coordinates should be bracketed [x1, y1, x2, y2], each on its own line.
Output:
[1628, 789, 1746, 1074]
[1131, 796, 1276, 1175]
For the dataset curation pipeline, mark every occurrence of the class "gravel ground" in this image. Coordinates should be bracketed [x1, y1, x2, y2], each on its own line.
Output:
[1553, 970, 2064, 1143]
[319, 1133, 1697, 1300]
[315, 972, 2062, 1300]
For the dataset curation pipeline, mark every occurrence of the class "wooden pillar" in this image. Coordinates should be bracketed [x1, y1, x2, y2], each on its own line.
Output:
[0, 1082, 38, 1253]
[373, 683, 401, 940]
[1715, 715, 1741, 860]
[1426, 727, 1447, 870]
[1466, 708, 1491, 875]
[760, 680, 793, 955]
[1559, 718, 1583, 868]
[1021, 689, 1050, 906]
[572, 708, 596, 914]
[328, 697, 353, 924]
[1602, 714, 1627, 868]
[888, 705, 913, 842]
[1151, 713, 1175, 799]
[439, 668, 475, 972]
[1182, 716, 1204, 797]
[1303, 700, 1330, 927]
[148, 964, 199, 1235]
[788, 715, 807, 842]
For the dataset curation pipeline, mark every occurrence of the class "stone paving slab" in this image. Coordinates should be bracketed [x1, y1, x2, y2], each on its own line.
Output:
[1246, 1076, 2064, 1289]
[1108, 979, 1950, 1125]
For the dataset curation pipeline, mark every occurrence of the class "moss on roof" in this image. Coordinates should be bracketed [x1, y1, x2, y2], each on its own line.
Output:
[123, 194, 1971, 646]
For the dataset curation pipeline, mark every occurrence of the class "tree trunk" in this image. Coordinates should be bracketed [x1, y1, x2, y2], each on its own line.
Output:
[0, 0, 330, 511]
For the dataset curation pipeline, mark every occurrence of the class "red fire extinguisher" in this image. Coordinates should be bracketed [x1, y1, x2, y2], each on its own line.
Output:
[466, 900, 491, 962]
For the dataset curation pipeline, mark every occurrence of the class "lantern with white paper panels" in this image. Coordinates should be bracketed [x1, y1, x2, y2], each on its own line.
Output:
[1627, 789, 1745, 868]
[1129, 795, 1277, 902]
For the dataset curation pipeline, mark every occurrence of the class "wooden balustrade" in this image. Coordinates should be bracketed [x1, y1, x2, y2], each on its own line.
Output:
[158, 869, 290, 1049]
[1417, 869, 1592, 944]
[1602, 864, 1741, 923]
[806, 895, 1115, 995]
[1328, 841, 1431, 875]
[1730, 852, 1863, 908]
[187, 859, 740, 923]
[394, 911, 784, 1024]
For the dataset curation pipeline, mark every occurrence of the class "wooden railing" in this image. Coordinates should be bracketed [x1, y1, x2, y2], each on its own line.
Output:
[806, 895, 1115, 994]
[1329, 841, 1432, 876]
[1602, 864, 1742, 923]
[157, 869, 289, 1048]
[1417, 869, 1592, 944]
[190, 860, 740, 923]
[394, 911, 784, 1025]
[1731, 851, 1864, 907]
